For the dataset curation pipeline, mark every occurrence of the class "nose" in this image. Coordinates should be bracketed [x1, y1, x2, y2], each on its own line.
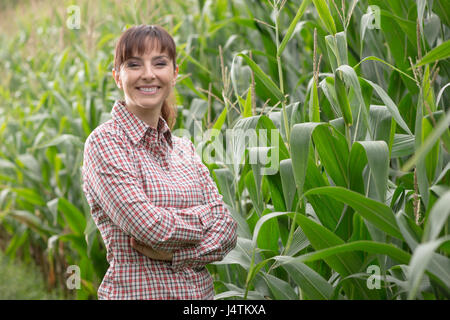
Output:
[141, 63, 156, 80]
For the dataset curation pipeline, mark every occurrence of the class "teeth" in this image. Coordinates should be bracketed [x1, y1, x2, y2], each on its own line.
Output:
[139, 87, 157, 92]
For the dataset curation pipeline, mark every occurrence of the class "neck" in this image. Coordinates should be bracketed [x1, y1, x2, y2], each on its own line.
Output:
[125, 102, 161, 129]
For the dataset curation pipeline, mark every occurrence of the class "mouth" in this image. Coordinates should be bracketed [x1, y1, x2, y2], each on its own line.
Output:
[136, 86, 160, 95]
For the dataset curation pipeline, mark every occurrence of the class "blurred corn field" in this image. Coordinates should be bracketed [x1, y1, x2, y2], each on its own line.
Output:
[0, 0, 449, 300]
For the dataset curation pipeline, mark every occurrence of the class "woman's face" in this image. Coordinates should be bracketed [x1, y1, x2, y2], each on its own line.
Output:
[113, 41, 178, 125]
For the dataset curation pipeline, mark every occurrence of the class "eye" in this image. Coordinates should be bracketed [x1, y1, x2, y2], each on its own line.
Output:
[126, 62, 140, 68]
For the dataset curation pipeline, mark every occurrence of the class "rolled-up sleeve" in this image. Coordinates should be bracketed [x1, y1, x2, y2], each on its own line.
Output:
[171, 140, 238, 270]
[83, 131, 212, 251]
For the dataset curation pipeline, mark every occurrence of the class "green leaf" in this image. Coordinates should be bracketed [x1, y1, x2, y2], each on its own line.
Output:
[84, 214, 98, 258]
[291, 122, 349, 190]
[285, 226, 310, 256]
[33, 134, 84, 150]
[336, 65, 370, 134]
[208, 17, 257, 36]
[334, 71, 353, 125]
[293, 214, 361, 276]
[228, 206, 253, 240]
[265, 172, 286, 212]
[275, 256, 336, 300]
[185, 98, 207, 132]
[416, 40, 450, 67]
[433, 0, 450, 27]
[280, 159, 297, 211]
[423, 191, 450, 242]
[278, 0, 312, 55]
[392, 134, 415, 158]
[396, 211, 450, 289]
[252, 211, 288, 250]
[7, 210, 55, 235]
[413, 92, 430, 208]
[230, 115, 289, 179]
[319, 77, 341, 118]
[290, 123, 345, 232]
[0, 159, 16, 170]
[403, 109, 450, 171]
[262, 272, 298, 300]
[309, 81, 320, 122]
[269, 102, 303, 145]
[282, 240, 411, 265]
[58, 197, 86, 236]
[354, 56, 417, 83]
[362, 78, 413, 135]
[290, 122, 323, 197]
[215, 237, 256, 269]
[407, 236, 450, 299]
[292, 214, 378, 299]
[5, 229, 29, 260]
[335, 32, 349, 67]
[59, 234, 88, 256]
[211, 105, 227, 132]
[245, 170, 264, 216]
[77, 102, 91, 137]
[243, 86, 253, 118]
[348, 141, 389, 202]
[213, 168, 236, 211]
[313, 124, 350, 188]
[312, 0, 337, 34]
[12, 188, 46, 206]
[258, 209, 281, 253]
[369, 105, 393, 148]
[303, 187, 403, 239]
[422, 117, 440, 183]
[237, 53, 285, 102]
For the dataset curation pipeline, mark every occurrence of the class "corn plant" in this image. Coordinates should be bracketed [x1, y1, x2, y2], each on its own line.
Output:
[197, 0, 450, 300]
[0, 0, 449, 300]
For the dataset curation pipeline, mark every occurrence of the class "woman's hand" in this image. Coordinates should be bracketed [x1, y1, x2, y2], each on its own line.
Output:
[130, 238, 173, 261]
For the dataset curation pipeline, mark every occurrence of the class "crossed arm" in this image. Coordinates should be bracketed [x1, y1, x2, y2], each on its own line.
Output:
[83, 132, 237, 269]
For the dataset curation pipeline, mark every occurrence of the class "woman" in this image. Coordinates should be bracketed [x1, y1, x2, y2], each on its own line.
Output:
[82, 24, 237, 300]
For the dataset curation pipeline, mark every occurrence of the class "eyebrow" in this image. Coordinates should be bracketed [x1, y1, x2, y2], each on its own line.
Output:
[127, 55, 169, 61]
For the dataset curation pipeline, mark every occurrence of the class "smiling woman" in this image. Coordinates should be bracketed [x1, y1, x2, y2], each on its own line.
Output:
[81, 25, 238, 300]
[112, 25, 179, 129]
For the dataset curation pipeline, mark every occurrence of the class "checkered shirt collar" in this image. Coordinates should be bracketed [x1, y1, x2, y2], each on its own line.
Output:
[111, 100, 173, 149]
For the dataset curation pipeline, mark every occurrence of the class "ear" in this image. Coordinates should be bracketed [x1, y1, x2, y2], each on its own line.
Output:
[173, 65, 179, 86]
[112, 68, 122, 89]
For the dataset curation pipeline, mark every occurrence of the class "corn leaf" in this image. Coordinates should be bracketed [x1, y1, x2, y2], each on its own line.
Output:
[293, 213, 379, 299]
[278, 0, 311, 55]
[237, 53, 285, 102]
[348, 141, 389, 202]
[416, 40, 450, 67]
[304, 186, 403, 239]
[275, 256, 336, 300]
[58, 197, 86, 236]
[423, 191, 450, 242]
[280, 159, 297, 211]
[262, 273, 299, 300]
[312, 0, 337, 34]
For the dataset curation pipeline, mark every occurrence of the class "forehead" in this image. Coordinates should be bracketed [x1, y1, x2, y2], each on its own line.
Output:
[127, 36, 170, 59]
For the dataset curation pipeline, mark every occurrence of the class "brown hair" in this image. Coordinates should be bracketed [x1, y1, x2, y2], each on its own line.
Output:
[114, 25, 177, 129]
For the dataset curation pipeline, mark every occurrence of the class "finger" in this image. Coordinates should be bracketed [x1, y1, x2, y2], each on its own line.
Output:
[131, 240, 156, 257]
[129, 239, 169, 261]
[130, 239, 147, 255]
[130, 238, 144, 249]
[133, 244, 150, 256]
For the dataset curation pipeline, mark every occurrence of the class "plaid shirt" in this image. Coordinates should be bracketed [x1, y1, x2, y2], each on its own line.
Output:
[82, 100, 237, 300]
